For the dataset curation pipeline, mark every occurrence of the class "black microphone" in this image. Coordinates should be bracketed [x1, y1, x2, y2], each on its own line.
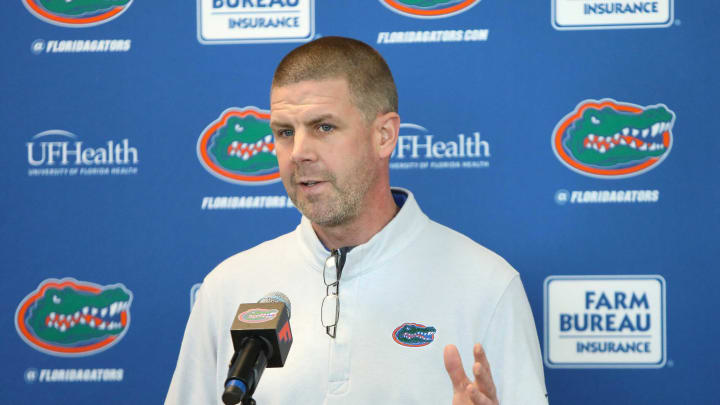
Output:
[222, 292, 293, 405]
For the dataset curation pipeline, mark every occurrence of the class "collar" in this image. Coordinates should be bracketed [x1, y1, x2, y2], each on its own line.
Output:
[295, 187, 430, 280]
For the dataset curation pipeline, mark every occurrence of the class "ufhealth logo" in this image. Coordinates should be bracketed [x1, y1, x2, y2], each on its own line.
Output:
[197, 107, 280, 185]
[552, 99, 674, 179]
[197, 0, 315, 44]
[379, 0, 481, 19]
[27, 130, 139, 176]
[390, 123, 490, 170]
[23, 0, 133, 28]
[15, 278, 133, 357]
[552, 0, 673, 30]
[544, 275, 666, 368]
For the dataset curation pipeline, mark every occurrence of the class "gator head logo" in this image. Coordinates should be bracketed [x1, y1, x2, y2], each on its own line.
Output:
[238, 308, 279, 324]
[392, 323, 436, 347]
[23, 0, 133, 28]
[15, 278, 132, 357]
[552, 99, 675, 179]
[379, 0, 481, 18]
[197, 107, 280, 185]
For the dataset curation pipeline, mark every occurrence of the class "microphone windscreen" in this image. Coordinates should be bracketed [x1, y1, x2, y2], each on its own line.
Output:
[258, 291, 291, 319]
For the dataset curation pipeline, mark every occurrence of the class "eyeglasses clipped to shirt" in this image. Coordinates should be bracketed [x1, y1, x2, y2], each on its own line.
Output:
[321, 247, 350, 338]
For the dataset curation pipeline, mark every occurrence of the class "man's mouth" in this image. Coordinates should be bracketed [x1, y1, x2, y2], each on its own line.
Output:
[293, 171, 333, 191]
[299, 180, 324, 187]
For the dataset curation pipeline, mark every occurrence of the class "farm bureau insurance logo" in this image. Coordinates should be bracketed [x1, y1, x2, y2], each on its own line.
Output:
[23, 0, 133, 28]
[379, 0, 481, 18]
[544, 275, 666, 368]
[197, 107, 280, 185]
[390, 123, 490, 170]
[552, 99, 674, 179]
[27, 130, 139, 177]
[552, 0, 673, 30]
[15, 278, 133, 357]
[197, 0, 315, 45]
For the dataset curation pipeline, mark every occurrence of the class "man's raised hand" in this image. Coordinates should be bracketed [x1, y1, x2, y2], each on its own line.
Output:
[443, 343, 499, 405]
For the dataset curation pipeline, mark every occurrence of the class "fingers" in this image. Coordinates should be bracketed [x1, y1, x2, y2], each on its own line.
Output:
[445, 344, 499, 405]
[464, 381, 494, 405]
[443, 344, 470, 392]
[472, 344, 497, 401]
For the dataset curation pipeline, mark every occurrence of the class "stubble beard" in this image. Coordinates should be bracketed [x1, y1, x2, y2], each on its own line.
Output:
[287, 163, 375, 227]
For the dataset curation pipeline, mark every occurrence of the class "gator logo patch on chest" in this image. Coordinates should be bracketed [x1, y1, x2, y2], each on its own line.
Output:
[393, 323, 436, 347]
[23, 0, 134, 27]
[15, 278, 133, 357]
[552, 99, 675, 179]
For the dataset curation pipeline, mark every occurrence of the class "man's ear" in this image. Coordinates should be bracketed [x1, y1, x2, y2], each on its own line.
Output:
[375, 112, 400, 159]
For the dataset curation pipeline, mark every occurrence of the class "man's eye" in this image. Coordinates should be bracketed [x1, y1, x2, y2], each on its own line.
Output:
[278, 129, 294, 137]
[318, 124, 334, 133]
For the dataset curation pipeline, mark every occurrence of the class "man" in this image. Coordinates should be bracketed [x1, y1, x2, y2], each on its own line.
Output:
[167, 37, 547, 404]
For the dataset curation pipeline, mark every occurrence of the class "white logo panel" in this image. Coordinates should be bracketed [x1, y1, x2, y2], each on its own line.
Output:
[553, 0, 673, 30]
[544, 275, 666, 368]
[197, 0, 315, 44]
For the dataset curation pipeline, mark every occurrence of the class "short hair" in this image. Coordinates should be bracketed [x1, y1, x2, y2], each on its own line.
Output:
[272, 36, 398, 122]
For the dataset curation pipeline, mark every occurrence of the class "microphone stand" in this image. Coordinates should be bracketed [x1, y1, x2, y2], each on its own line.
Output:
[223, 338, 269, 405]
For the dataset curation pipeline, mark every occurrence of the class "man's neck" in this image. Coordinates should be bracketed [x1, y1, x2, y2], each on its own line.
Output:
[311, 188, 399, 250]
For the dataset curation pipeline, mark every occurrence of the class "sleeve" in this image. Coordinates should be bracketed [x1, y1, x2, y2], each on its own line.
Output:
[165, 283, 221, 405]
[482, 275, 549, 405]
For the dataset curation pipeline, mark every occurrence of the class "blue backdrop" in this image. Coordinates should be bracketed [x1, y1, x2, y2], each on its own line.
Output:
[2, 0, 719, 403]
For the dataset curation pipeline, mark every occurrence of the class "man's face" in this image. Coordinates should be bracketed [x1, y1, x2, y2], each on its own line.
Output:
[270, 78, 379, 227]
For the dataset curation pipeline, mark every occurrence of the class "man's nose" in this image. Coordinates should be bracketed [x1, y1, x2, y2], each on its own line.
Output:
[290, 128, 317, 163]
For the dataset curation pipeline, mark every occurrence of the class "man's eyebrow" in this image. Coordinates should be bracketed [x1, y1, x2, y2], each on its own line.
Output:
[305, 113, 337, 126]
[271, 114, 338, 129]
[305, 114, 337, 126]
[269, 119, 291, 129]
